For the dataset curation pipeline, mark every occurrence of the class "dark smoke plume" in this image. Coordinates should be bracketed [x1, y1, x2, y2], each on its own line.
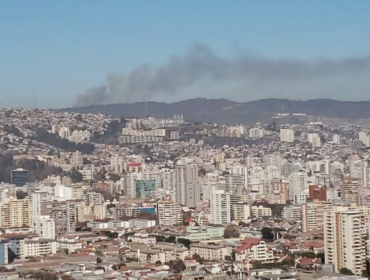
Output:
[74, 42, 370, 106]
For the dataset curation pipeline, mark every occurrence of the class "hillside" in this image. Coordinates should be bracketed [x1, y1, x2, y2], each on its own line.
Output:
[60, 98, 370, 124]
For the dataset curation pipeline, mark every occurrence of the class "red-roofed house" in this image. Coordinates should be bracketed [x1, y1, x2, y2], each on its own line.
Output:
[128, 162, 141, 172]
[295, 257, 322, 270]
[235, 238, 274, 263]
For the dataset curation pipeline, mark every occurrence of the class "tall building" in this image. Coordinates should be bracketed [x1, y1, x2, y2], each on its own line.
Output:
[32, 216, 56, 240]
[333, 134, 341, 144]
[224, 174, 245, 193]
[280, 128, 294, 143]
[302, 200, 325, 232]
[232, 202, 251, 221]
[359, 131, 368, 145]
[157, 195, 182, 226]
[135, 179, 156, 198]
[249, 128, 264, 139]
[82, 191, 104, 206]
[264, 155, 282, 170]
[0, 198, 31, 228]
[110, 156, 126, 174]
[307, 133, 321, 148]
[324, 205, 366, 275]
[288, 171, 307, 201]
[341, 177, 361, 204]
[43, 200, 76, 236]
[0, 239, 8, 265]
[308, 185, 327, 201]
[11, 168, 29, 186]
[210, 190, 231, 224]
[70, 151, 83, 167]
[363, 162, 370, 189]
[54, 184, 73, 200]
[58, 127, 71, 139]
[175, 159, 201, 207]
[349, 160, 364, 180]
[160, 168, 174, 191]
[31, 190, 50, 218]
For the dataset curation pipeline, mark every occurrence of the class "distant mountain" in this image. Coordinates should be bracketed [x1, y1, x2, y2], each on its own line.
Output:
[60, 98, 370, 124]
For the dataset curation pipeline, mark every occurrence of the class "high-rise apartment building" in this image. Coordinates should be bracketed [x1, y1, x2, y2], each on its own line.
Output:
[333, 134, 341, 144]
[302, 200, 325, 232]
[341, 177, 361, 204]
[157, 195, 182, 226]
[324, 205, 366, 275]
[11, 168, 29, 186]
[32, 216, 56, 240]
[70, 151, 83, 167]
[160, 168, 174, 191]
[210, 190, 231, 224]
[280, 128, 295, 143]
[349, 160, 364, 180]
[31, 190, 50, 218]
[58, 126, 71, 139]
[110, 156, 126, 174]
[359, 131, 368, 145]
[288, 171, 307, 201]
[308, 185, 327, 201]
[0, 198, 31, 228]
[249, 128, 264, 139]
[175, 158, 201, 207]
[307, 133, 321, 148]
[232, 202, 251, 221]
[42, 200, 76, 236]
[0, 239, 8, 265]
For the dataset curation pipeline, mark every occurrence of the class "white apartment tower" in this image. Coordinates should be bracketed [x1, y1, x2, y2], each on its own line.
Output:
[333, 134, 341, 144]
[359, 131, 368, 145]
[0, 198, 31, 228]
[32, 215, 56, 240]
[280, 128, 295, 143]
[302, 200, 325, 232]
[71, 151, 83, 167]
[175, 158, 201, 207]
[249, 128, 264, 139]
[31, 190, 50, 218]
[157, 195, 182, 226]
[307, 133, 321, 148]
[324, 205, 366, 276]
[288, 171, 307, 201]
[210, 190, 231, 224]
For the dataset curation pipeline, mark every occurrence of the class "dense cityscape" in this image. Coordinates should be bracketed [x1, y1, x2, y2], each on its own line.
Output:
[0, 107, 369, 280]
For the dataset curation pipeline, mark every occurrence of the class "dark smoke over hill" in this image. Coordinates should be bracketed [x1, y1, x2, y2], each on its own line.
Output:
[74, 43, 370, 107]
[65, 98, 370, 125]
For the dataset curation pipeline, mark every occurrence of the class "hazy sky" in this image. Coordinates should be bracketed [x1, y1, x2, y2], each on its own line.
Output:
[1, 1, 370, 108]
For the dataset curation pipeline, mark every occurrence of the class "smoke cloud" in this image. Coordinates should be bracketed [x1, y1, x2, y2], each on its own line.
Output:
[74, 42, 370, 106]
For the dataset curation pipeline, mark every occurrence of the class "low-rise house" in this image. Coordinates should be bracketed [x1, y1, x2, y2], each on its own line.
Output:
[235, 238, 274, 263]
[190, 243, 228, 261]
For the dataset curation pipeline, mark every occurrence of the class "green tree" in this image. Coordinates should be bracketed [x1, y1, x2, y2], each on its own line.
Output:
[192, 253, 203, 264]
[317, 252, 325, 264]
[261, 227, 274, 240]
[165, 236, 176, 243]
[16, 190, 28, 199]
[340, 268, 354, 275]
[300, 252, 316, 258]
[156, 236, 165, 242]
[178, 238, 191, 248]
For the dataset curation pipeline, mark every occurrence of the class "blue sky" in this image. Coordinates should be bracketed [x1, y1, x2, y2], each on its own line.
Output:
[1, 1, 370, 108]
